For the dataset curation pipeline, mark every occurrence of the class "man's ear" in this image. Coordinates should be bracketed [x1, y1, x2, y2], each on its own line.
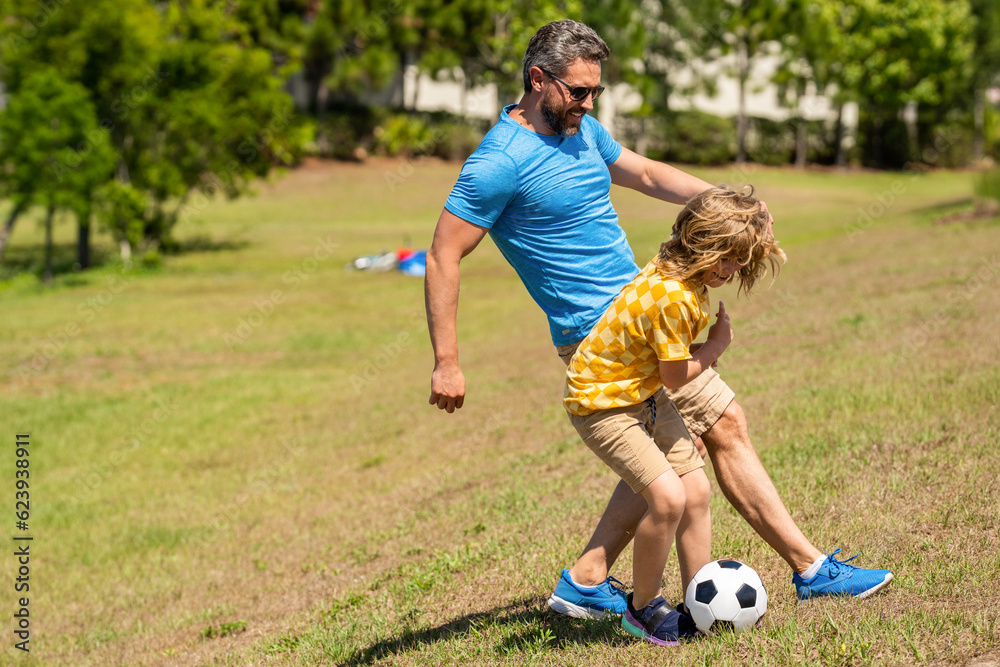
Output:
[528, 66, 546, 93]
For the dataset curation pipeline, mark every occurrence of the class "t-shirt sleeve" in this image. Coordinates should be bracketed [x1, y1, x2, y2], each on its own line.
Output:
[443, 150, 517, 229]
[649, 299, 696, 361]
[588, 117, 624, 165]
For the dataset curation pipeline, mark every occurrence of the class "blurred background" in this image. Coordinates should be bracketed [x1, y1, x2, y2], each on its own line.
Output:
[1, 0, 999, 281]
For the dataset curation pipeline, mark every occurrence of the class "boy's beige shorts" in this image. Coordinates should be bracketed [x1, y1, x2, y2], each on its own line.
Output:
[557, 341, 736, 493]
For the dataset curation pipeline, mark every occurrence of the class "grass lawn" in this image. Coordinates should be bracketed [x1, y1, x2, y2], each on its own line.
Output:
[1, 158, 998, 666]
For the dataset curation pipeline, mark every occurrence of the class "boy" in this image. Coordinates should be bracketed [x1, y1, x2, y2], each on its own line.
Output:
[563, 186, 785, 644]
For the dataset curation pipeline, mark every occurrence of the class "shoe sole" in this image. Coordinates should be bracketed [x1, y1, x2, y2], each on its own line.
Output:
[622, 608, 679, 646]
[855, 572, 893, 599]
[798, 572, 894, 604]
[547, 594, 615, 619]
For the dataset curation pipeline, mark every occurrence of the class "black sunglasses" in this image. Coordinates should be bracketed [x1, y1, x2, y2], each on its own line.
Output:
[540, 68, 605, 102]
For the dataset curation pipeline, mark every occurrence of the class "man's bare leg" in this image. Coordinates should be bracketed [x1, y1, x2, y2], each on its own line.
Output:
[700, 401, 821, 573]
[568, 479, 645, 586]
[569, 399, 821, 585]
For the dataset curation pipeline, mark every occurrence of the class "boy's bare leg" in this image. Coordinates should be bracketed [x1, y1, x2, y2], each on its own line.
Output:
[701, 401, 821, 573]
[675, 469, 712, 595]
[632, 471, 686, 609]
[569, 399, 821, 585]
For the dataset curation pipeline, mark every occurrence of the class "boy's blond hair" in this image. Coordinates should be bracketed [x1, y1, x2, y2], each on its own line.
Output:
[653, 186, 786, 297]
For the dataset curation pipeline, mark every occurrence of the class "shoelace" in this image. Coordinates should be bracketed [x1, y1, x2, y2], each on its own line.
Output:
[606, 576, 627, 593]
[824, 549, 860, 577]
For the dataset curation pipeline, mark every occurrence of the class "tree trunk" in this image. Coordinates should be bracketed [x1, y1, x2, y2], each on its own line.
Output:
[120, 238, 132, 265]
[0, 201, 26, 265]
[43, 202, 55, 284]
[834, 103, 847, 168]
[77, 205, 92, 270]
[736, 40, 749, 164]
[903, 101, 919, 163]
[795, 118, 807, 170]
[871, 111, 884, 169]
[973, 88, 985, 163]
[636, 117, 649, 158]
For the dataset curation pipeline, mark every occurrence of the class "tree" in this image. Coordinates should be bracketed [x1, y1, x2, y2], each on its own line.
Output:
[968, 0, 1000, 161]
[773, 0, 845, 168]
[675, 0, 787, 163]
[95, 181, 146, 264]
[0, 71, 115, 277]
[0, 0, 302, 264]
[833, 0, 974, 168]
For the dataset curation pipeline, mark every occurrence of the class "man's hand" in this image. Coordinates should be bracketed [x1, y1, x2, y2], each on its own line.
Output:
[760, 200, 774, 234]
[429, 362, 466, 413]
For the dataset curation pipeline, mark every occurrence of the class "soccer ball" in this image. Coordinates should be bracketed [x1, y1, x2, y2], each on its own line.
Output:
[684, 559, 768, 634]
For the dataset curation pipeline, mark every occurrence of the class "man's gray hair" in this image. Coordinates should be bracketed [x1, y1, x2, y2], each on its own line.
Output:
[522, 20, 610, 93]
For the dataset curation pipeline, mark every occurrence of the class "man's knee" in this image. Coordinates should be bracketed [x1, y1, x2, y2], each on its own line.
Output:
[693, 436, 708, 459]
[702, 400, 753, 457]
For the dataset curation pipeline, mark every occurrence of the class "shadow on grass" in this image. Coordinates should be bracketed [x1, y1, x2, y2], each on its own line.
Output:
[912, 196, 975, 215]
[0, 242, 117, 283]
[167, 233, 250, 254]
[1, 233, 250, 284]
[342, 596, 630, 665]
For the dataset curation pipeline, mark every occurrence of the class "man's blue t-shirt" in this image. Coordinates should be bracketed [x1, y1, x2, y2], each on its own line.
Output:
[445, 105, 640, 346]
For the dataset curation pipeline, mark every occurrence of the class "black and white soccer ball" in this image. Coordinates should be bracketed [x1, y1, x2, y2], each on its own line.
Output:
[684, 559, 768, 634]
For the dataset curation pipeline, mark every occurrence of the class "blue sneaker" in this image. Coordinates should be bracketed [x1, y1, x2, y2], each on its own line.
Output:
[793, 549, 893, 600]
[622, 594, 699, 646]
[547, 569, 627, 619]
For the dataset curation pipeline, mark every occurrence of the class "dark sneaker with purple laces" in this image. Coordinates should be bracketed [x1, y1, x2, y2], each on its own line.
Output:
[622, 593, 699, 646]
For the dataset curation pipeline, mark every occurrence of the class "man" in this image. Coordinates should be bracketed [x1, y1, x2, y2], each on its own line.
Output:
[425, 19, 892, 621]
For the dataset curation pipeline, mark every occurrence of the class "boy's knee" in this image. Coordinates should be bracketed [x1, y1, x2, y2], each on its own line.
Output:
[644, 477, 686, 521]
[684, 472, 711, 510]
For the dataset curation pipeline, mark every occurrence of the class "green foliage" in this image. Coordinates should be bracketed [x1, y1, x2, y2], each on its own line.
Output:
[311, 106, 385, 160]
[95, 181, 146, 252]
[0, 69, 115, 214]
[374, 114, 434, 157]
[0, 0, 302, 259]
[966, 0, 1000, 93]
[917, 109, 977, 169]
[831, 0, 975, 167]
[988, 105, 1000, 161]
[663, 111, 738, 166]
[974, 168, 1000, 205]
[310, 108, 487, 161]
[622, 110, 736, 166]
[231, 0, 312, 74]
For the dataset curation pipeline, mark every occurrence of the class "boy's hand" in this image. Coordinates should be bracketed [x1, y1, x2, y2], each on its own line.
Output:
[689, 343, 717, 368]
[706, 301, 734, 351]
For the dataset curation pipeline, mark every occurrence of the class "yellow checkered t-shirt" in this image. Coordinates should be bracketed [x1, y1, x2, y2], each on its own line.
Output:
[565, 260, 711, 416]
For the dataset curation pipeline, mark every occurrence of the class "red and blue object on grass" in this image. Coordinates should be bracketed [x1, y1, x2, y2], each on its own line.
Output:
[347, 247, 426, 276]
[396, 248, 427, 276]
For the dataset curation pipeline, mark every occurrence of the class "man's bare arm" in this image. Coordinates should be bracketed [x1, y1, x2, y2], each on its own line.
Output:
[608, 146, 713, 204]
[425, 209, 488, 413]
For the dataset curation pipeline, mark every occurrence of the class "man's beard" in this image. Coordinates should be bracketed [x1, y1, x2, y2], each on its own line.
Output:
[540, 92, 580, 137]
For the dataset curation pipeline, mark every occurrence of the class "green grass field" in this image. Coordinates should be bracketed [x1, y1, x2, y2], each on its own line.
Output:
[1, 158, 999, 666]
